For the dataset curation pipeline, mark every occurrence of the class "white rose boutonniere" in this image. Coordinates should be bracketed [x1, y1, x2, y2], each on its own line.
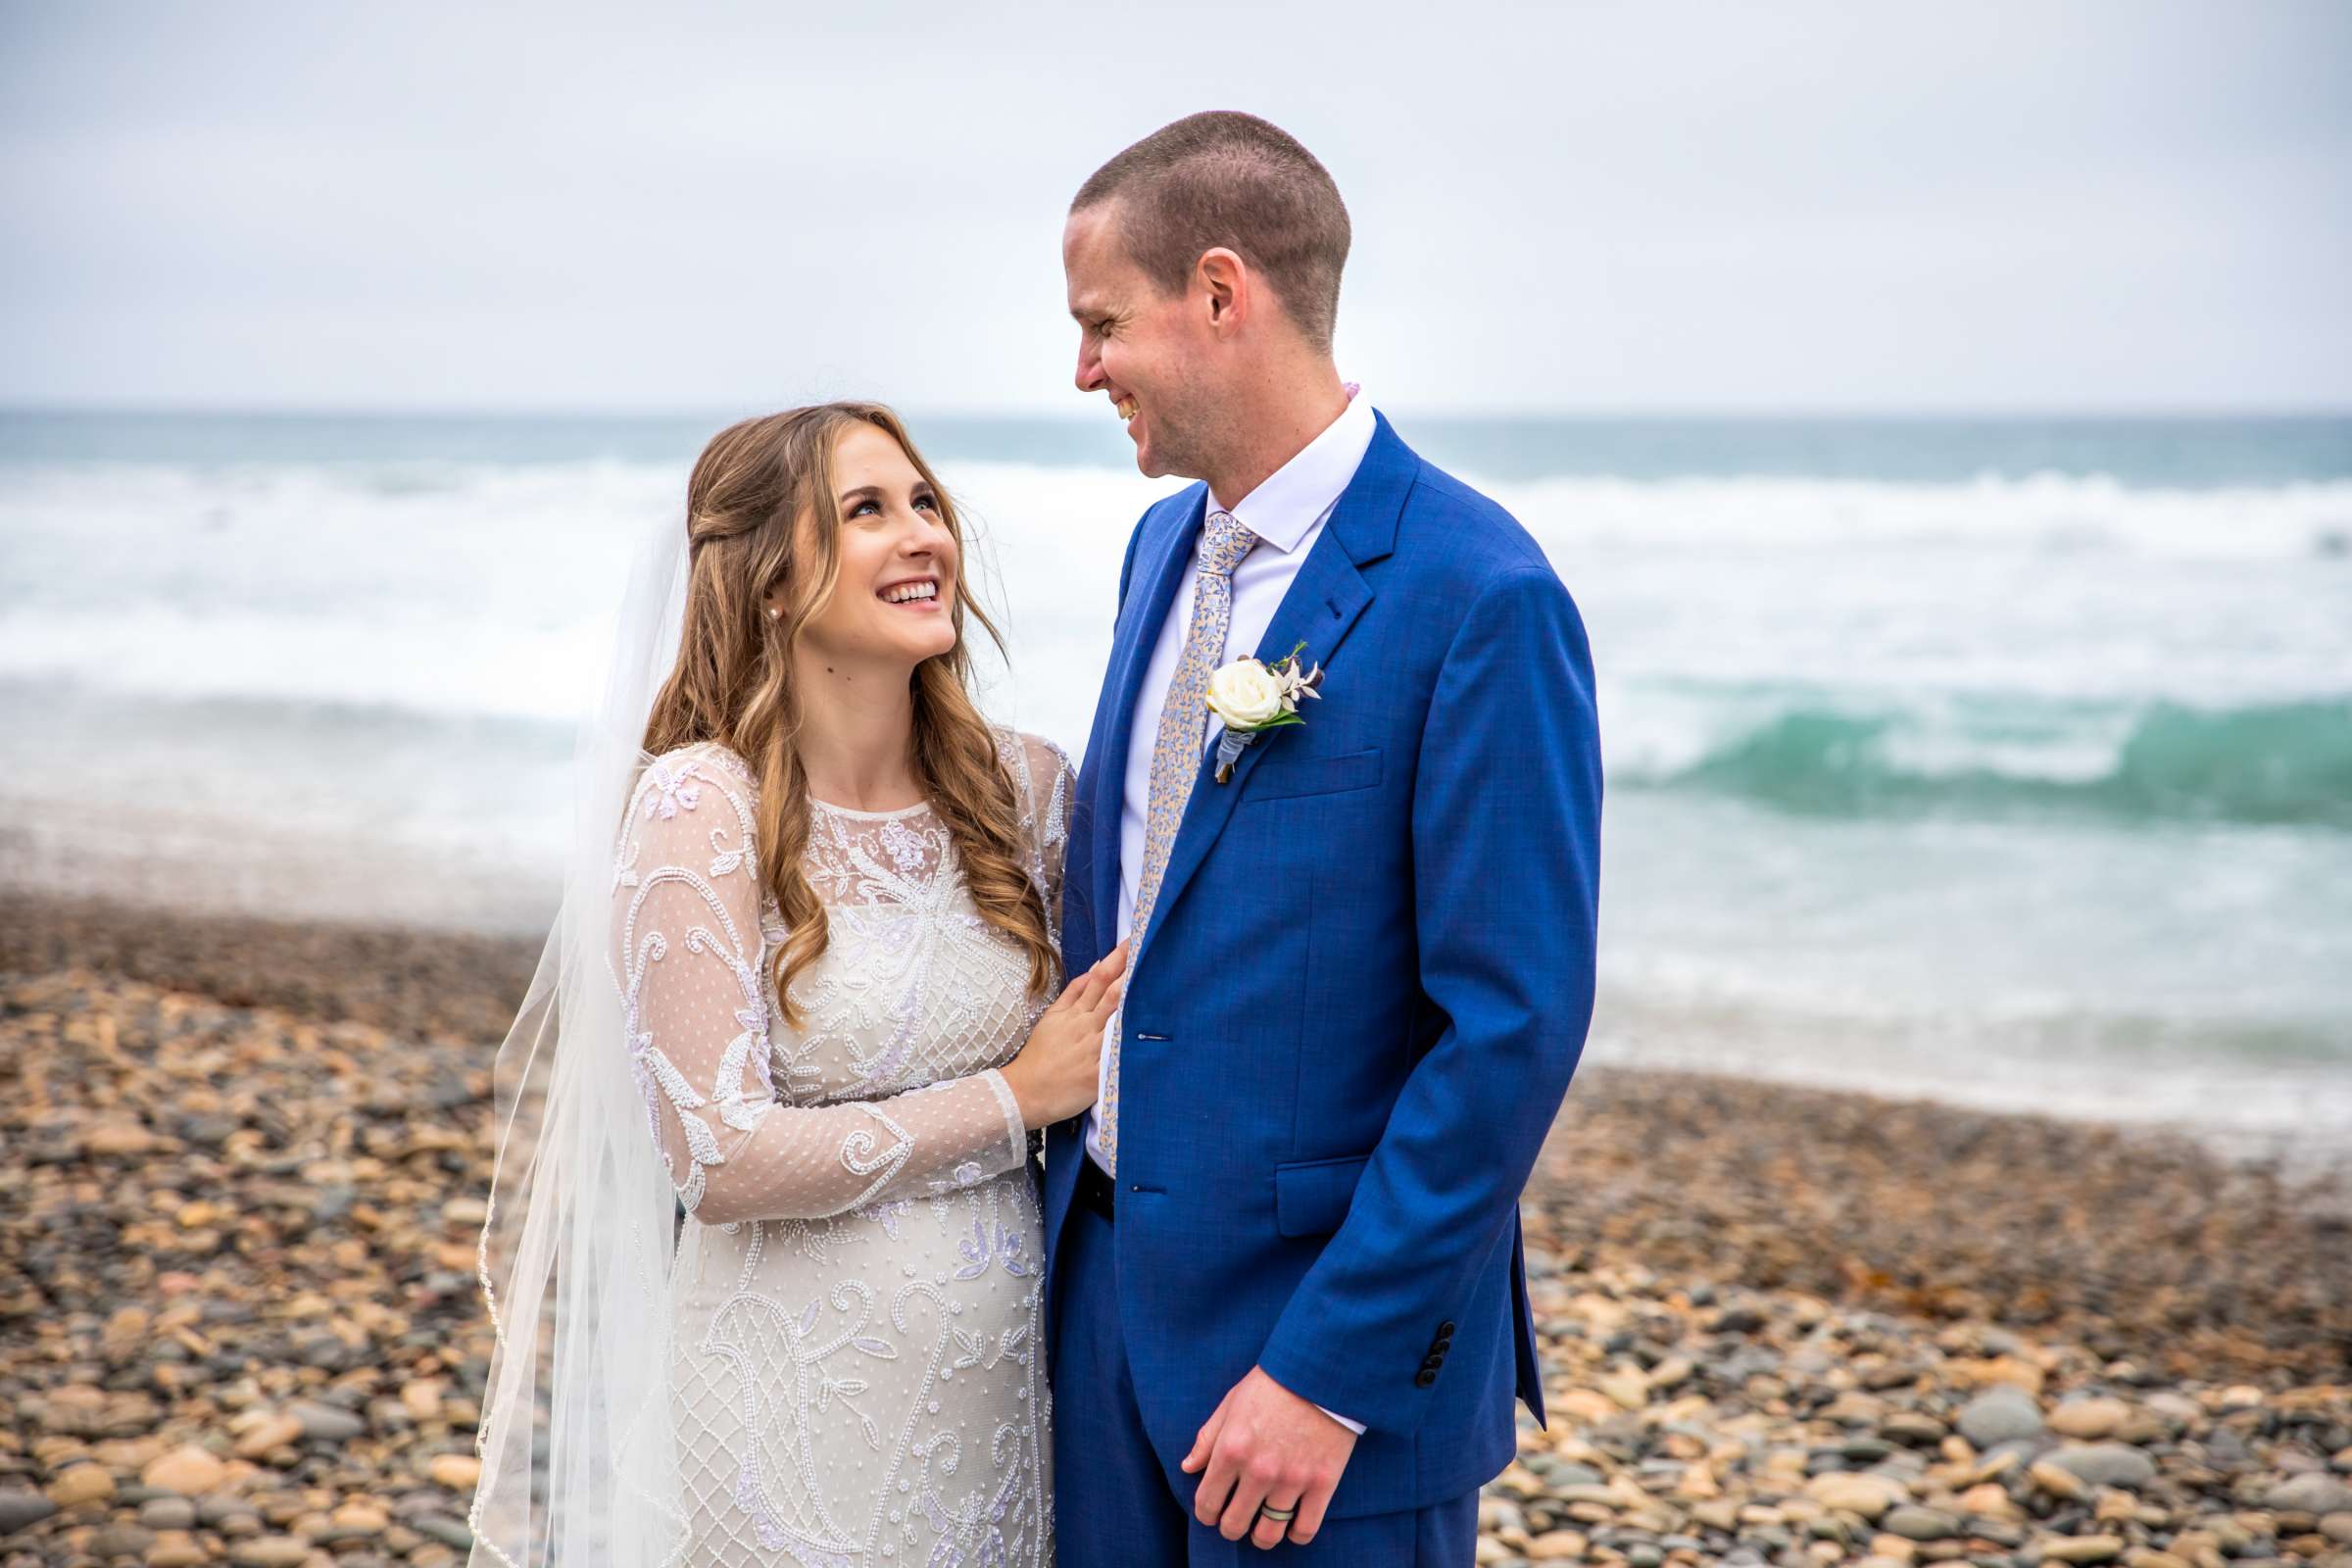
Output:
[1206, 639, 1324, 783]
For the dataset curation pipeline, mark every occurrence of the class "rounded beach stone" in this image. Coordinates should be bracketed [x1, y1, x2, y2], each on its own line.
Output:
[232, 1413, 304, 1458]
[2268, 1474, 2352, 1515]
[1958, 1387, 2045, 1448]
[45, 1462, 117, 1507]
[87, 1522, 155, 1557]
[144, 1531, 207, 1567]
[1804, 1472, 1905, 1519]
[288, 1400, 367, 1443]
[1881, 1504, 1961, 1541]
[2049, 1396, 2133, 1440]
[2032, 1458, 2090, 1499]
[137, 1495, 196, 1531]
[2043, 1444, 2157, 1491]
[1882, 1411, 1949, 1446]
[0, 1489, 60, 1536]
[425, 1454, 480, 1491]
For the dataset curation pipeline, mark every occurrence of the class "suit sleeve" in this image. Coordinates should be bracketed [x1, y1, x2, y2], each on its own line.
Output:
[1254, 564, 1601, 1436]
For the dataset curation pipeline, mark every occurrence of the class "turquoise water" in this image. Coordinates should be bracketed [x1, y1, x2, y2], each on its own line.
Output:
[3, 409, 2347, 1162]
[1660, 690, 2352, 830]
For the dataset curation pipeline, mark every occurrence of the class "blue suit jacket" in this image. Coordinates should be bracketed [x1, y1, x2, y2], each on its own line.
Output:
[1043, 409, 1601, 1518]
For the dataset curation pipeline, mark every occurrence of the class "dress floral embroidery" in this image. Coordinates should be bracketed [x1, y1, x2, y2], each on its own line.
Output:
[611, 726, 1075, 1566]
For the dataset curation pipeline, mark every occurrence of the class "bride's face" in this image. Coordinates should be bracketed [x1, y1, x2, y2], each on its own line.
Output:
[789, 423, 959, 670]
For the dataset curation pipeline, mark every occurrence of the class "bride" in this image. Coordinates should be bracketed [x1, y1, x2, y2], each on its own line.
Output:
[468, 403, 1127, 1567]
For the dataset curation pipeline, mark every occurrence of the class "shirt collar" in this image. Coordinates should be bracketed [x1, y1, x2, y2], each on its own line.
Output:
[1210, 387, 1376, 556]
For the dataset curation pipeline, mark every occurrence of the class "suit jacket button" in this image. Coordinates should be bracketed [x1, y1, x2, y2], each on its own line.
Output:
[1433, 1334, 1452, 1353]
[1421, 1353, 1444, 1372]
[1414, 1369, 1438, 1388]
[1437, 1320, 1456, 1338]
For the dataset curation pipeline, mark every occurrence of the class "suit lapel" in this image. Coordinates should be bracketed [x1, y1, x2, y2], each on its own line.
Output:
[1127, 411, 1417, 973]
[1087, 486, 1206, 951]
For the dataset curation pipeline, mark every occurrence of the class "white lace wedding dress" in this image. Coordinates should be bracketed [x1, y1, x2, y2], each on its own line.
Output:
[611, 726, 1074, 1567]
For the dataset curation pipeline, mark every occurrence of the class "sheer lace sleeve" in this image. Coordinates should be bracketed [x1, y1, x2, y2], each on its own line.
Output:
[1001, 727, 1078, 958]
[611, 748, 1029, 1227]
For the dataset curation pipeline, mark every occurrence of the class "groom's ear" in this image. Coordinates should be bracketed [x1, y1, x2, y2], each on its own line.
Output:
[1197, 247, 1249, 335]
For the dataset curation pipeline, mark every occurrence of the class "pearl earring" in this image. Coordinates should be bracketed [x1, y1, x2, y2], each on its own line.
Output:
[765, 607, 781, 620]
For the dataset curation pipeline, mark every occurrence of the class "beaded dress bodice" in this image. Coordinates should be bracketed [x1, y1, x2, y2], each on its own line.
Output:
[610, 727, 1073, 1567]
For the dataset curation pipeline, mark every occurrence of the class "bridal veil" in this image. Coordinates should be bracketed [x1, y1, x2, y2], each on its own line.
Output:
[468, 516, 695, 1567]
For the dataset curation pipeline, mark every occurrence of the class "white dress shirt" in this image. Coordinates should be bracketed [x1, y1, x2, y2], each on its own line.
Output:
[1086, 387, 1377, 1433]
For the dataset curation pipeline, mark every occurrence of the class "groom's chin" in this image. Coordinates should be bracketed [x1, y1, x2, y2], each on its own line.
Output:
[1130, 438, 1182, 482]
[1125, 424, 1161, 477]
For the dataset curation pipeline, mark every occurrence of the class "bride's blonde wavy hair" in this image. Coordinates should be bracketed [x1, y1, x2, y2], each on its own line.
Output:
[642, 403, 1058, 1026]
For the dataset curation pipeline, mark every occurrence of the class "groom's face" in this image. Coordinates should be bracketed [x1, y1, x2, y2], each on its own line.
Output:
[1063, 202, 1216, 481]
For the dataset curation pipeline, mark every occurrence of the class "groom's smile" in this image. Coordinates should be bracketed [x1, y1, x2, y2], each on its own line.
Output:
[1111, 390, 1148, 453]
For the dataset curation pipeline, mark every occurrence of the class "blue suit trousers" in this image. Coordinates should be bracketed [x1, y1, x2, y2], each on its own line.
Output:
[1051, 1197, 1477, 1567]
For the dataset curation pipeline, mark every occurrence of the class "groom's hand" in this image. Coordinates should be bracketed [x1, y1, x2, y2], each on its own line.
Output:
[1180, 1365, 1356, 1548]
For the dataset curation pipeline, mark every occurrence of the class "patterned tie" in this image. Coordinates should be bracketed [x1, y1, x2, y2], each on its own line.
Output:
[1099, 508, 1258, 1175]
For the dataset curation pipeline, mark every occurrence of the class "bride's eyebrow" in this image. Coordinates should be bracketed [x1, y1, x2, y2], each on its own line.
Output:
[838, 484, 883, 508]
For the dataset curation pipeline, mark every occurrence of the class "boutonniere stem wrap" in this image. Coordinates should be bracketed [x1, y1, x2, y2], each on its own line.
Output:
[1206, 640, 1324, 783]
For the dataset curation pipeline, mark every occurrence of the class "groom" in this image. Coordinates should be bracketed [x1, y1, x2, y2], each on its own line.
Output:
[1045, 111, 1601, 1564]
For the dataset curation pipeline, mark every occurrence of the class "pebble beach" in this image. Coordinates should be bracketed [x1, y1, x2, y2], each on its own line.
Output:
[1, 891, 2346, 1568]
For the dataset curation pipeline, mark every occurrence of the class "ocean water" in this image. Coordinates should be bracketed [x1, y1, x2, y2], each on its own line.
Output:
[3, 409, 2348, 1165]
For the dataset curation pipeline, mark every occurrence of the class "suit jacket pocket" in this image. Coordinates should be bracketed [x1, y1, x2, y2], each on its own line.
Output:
[1243, 746, 1384, 803]
[1272, 1152, 1373, 1238]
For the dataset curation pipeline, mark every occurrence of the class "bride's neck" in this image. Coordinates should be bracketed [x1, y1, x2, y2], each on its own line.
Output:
[790, 651, 925, 812]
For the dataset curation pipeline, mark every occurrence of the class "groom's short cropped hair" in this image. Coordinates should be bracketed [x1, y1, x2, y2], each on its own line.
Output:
[1072, 111, 1350, 354]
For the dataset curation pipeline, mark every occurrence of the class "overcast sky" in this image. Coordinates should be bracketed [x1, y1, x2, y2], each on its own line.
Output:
[3, 0, 2347, 415]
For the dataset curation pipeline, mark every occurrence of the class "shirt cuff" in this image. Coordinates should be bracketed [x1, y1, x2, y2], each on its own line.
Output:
[1315, 1402, 1366, 1436]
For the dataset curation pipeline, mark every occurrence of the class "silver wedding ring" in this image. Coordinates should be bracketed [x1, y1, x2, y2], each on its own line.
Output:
[1257, 1503, 1297, 1522]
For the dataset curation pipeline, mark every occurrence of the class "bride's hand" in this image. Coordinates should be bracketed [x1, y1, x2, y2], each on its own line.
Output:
[1001, 939, 1130, 1129]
